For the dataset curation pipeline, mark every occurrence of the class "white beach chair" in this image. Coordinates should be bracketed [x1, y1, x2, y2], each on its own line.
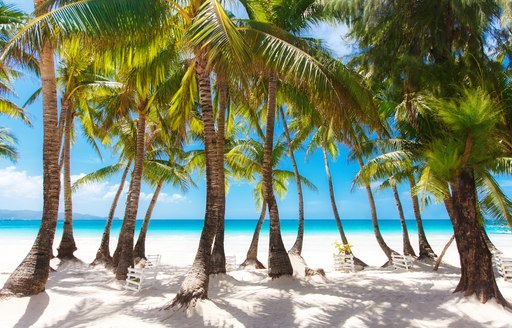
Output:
[391, 253, 413, 271]
[124, 254, 161, 292]
[333, 254, 356, 273]
[494, 254, 512, 281]
[226, 255, 237, 271]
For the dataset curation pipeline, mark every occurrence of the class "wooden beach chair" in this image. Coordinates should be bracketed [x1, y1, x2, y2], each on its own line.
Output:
[391, 253, 413, 271]
[333, 253, 356, 273]
[124, 254, 161, 292]
[226, 255, 237, 271]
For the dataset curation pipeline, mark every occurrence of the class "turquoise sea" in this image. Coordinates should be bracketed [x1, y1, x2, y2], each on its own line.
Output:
[0, 219, 508, 238]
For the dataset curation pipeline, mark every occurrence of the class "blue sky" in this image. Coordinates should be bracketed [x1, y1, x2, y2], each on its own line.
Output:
[0, 0, 482, 220]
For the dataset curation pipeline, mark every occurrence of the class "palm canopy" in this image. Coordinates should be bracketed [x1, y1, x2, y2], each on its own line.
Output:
[356, 88, 512, 230]
[226, 137, 316, 208]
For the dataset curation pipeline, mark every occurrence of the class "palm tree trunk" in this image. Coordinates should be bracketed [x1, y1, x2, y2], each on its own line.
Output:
[356, 155, 396, 265]
[57, 102, 77, 260]
[169, 55, 220, 308]
[113, 111, 146, 280]
[391, 183, 416, 257]
[1, 1, 60, 296]
[133, 179, 164, 262]
[264, 71, 292, 278]
[448, 169, 509, 307]
[239, 202, 266, 269]
[409, 175, 437, 259]
[433, 235, 455, 272]
[91, 160, 132, 267]
[210, 79, 227, 274]
[323, 147, 367, 268]
[279, 106, 304, 256]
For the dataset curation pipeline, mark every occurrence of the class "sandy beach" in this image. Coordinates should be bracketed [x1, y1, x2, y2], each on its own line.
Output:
[1, 231, 511, 327]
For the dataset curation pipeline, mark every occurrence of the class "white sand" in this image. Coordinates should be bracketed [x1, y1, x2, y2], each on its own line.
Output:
[0, 231, 511, 327]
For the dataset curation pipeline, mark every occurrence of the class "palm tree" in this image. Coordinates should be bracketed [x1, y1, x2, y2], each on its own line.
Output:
[227, 137, 316, 269]
[278, 106, 305, 256]
[75, 160, 132, 267]
[133, 144, 195, 262]
[414, 89, 510, 306]
[1, 0, 61, 297]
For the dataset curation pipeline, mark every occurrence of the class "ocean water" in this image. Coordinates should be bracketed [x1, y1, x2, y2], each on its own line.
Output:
[0, 219, 508, 239]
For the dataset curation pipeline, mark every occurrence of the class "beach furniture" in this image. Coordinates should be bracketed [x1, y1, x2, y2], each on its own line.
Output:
[333, 253, 356, 273]
[493, 254, 512, 281]
[124, 254, 161, 292]
[226, 255, 237, 271]
[391, 253, 413, 271]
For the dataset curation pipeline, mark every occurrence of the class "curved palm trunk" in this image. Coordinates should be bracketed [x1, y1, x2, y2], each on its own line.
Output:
[133, 179, 164, 262]
[265, 72, 292, 278]
[356, 155, 396, 265]
[322, 147, 367, 268]
[57, 104, 77, 259]
[169, 55, 221, 308]
[211, 80, 227, 274]
[113, 111, 146, 280]
[434, 235, 455, 272]
[239, 202, 267, 269]
[91, 161, 132, 267]
[279, 107, 304, 256]
[1, 2, 60, 296]
[449, 169, 509, 307]
[409, 175, 437, 260]
[391, 183, 416, 257]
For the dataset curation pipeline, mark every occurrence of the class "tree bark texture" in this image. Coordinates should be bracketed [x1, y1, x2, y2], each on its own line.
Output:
[279, 106, 304, 256]
[391, 183, 416, 257]
[91, 161, 131, 267]
[210, 79, 227, 274]
[169, 55, 221, 308]
[57, 102, 77, 259]
[239, 202, 267, 269]
[323, 147, 367, 268]
[113, 112, 146, 280]
[409, 175, 437, 260]
[356, 155, 396, 265]
[1, 0, 60, 296]
[449, 169, 509, 307]
[264, 72, 292, 278]
[134, 179, 164, 262]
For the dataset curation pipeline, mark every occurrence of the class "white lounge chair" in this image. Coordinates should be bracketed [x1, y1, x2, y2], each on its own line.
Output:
[494, 254, 512, 281]
[226, 255, 237, 271]
[391, 253, 413, 271]
[333, 253, 356, 273]
[124, 254, 161, 292]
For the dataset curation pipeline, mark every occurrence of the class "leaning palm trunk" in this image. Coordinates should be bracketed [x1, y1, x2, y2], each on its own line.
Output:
[1, 1, 60, 296]
[279, 107, 304, 256]
[210, 80, 227, 274]
[448, 169, 509, 307]
[91, 161, 132, 267]
[239, 202, 267, 269]
[391, 183, 416, 257]
[113, 111, 146, 280]
[169, 55, 221, 308]
[408, 175, 437, 260]
[356, 155, 396, 265]
[433, 235, 455, 272]
[133, 179, 164, 262]
[322, 147, 367, 268]
[264, 72, 292, 278]
[57, 103, 77, 259]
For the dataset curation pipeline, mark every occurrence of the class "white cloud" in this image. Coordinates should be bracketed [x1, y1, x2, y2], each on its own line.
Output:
[159, 192, 187, 204]
[0, 166, 43, 200]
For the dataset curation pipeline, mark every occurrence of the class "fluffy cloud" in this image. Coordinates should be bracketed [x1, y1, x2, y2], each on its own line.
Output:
[0, 166, 43, 200]
[0, 166, 187, 216]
